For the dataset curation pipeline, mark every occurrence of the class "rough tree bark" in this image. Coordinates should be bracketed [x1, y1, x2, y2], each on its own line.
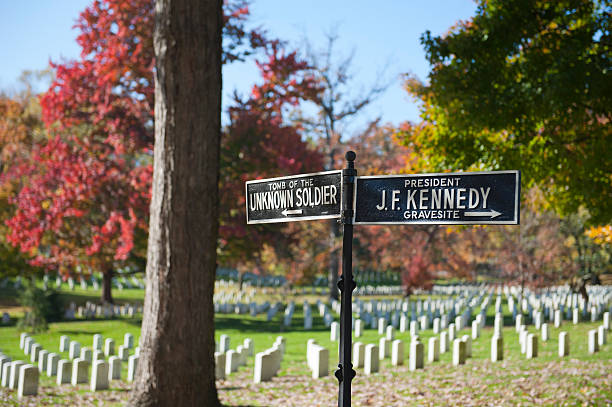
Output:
[128, 0, 222, 405]
[101, 269, 114, 304]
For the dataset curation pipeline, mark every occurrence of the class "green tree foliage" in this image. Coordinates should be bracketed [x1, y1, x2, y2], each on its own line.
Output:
[403, 0, 611, 224]
[17, 279, 50, 333]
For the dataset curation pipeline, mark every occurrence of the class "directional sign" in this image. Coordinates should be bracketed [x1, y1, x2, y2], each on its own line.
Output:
[353, 170, 520, 225]
[245, 170, 342, 224]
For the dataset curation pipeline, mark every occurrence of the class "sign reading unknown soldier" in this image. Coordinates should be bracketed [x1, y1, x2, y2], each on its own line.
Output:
[245, 170, 342, 224]
[353, 171, 520, 225]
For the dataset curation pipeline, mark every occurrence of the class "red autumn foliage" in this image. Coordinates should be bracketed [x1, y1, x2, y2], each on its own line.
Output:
[5, 0, 329, 301]
[4, 0, 304, 302]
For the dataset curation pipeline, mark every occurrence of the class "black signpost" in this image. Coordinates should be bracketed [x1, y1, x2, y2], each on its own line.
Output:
[245, 152, 521, 407]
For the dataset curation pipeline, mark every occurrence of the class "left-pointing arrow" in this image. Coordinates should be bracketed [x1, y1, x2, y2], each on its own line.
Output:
[282, 209, 303, 216]
[464, 209, 502, 219]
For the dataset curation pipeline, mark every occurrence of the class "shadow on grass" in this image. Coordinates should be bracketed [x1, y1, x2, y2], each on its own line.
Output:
[214, 315, 328, 334]
[484, 313, 528, 327]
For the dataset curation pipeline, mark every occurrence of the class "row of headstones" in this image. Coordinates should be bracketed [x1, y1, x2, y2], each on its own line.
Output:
[346, 312, 483, 340]
[213, 300, 266, 315]
[46, 274, 144, 291]
[354, 285, 404, 296]
[215, 335, 285, 383]
[0, 332, 141, 398]
[350, 334, 473, 376]
[506, 295, 610, 325]
[63, 301, 142, 321]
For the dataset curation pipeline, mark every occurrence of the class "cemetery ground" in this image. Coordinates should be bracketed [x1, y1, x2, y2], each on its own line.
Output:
[0, 285, 611, 406]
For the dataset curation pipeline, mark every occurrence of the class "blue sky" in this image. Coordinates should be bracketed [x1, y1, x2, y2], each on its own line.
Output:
[0, 0, 477, 128]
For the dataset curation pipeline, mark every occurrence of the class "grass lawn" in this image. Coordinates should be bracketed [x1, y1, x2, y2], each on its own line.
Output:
[1, 297, 611, 406]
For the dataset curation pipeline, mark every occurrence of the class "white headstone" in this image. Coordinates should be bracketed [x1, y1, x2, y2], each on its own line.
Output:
[124, 333, 134, 349]
[355, 319, 363, 337]
[448, 323, 456, 342]
[330, 321, 340, 341]
[118, 345, 129, 361]
[541, 323, 549, 342]
[494, 313, 503, 337]
[409, 340, 424, 371]
[573, 308, 579, 324]
[93, 334, 103, 351]
[558, 331, 569, 357]
[69, 341, 81, 360]
[108, 356, 121, 380]
[400, 315, 409, 333]
[379, 337, 391, 360]
[225, 350, 240, 375]
[37, 350, 49, 373]
[597, 325, 606, 346]
[588, 329, 599, 354]
[71, 358, 89, 385]
[427, 337, 439, 363]
[452, 339, 466, 366]
[378, 318, 386, 335]
[554, 309, 562, 328]
[253, 351, 274, 383]
[56, 359, 71, 384]
[243, 338, 254, 356]
[60, 335, 70, 353]
[410, 320, 419, 337]
[127, 354, 139, 381]
[80, 347, 93, 363]
[515, 314, 523, 332]
[391, 339, 404, 366]
[440, 331, 449, 354]
[20, 333, 28, 350]
[104, 338, 115, 357]
[17, 364, 38, 398]
[526, 333, 538, 359]
[29, 344, 41, 363]
[0, 358, 11, 387]
[385, 325, 395, 341]
[90, 360, 109, 391]
[9, 361, 25, 389]
[46, 353, 59, 377]
[309, 345, 328, 379]
[433, 317, 440, 334]
[214, 352, 226, 380]
[364, 344, 379, 375]
[520, 327, 528, 354]
[353, 342, 365, 368]
[455, 316, 463, 331]
[491, 335, 503, 362]
[472, 320, 480, 339]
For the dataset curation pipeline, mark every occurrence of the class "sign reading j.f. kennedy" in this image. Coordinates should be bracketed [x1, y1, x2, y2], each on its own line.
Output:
[353, 171, 520, 225]
[246, 170, 342, 224]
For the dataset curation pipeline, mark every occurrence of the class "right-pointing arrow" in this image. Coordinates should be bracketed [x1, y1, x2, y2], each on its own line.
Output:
[464, 209, 502, 219]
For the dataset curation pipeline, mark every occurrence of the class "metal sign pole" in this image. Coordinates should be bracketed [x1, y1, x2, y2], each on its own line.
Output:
[336, 151, 357, 407]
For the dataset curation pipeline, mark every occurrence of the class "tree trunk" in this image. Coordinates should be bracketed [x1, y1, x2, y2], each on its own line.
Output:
[101, 269, 114, 304]
[238, 270, 244, 292]
[128, 0, 222, 405]
[328, 219, 340, 300]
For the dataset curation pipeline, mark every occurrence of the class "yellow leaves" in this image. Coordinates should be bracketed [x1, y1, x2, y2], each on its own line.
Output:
[586, 225, 612, 245]
[41, 200, 51, 210]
